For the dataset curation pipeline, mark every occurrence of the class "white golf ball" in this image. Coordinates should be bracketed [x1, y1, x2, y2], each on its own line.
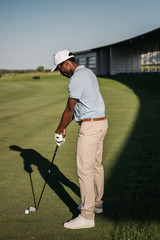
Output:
[25, 209, 29, 214]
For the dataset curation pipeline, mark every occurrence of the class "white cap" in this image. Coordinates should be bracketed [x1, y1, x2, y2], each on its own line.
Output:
[51, 50, 74, 72]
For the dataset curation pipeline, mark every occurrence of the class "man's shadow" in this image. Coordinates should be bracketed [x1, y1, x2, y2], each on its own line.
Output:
[9, 145, 80, 217]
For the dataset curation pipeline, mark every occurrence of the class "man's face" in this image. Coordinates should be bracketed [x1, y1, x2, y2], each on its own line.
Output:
[57, 61, 73, 78]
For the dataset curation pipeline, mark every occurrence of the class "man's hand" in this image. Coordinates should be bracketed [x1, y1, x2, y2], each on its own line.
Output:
[54, 133, 65, 146]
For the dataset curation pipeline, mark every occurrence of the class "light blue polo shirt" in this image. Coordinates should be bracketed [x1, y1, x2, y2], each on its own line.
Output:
[68, 65, 105, 122]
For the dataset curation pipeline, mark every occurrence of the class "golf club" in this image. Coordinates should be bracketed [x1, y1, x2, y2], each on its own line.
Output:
[25, 145, 58, 214]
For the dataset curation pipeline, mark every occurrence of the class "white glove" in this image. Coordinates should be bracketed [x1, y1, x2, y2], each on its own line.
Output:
[54, 133, 65, 146]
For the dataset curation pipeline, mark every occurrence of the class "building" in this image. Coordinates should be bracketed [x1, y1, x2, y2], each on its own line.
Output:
[74, 28, 160, 75]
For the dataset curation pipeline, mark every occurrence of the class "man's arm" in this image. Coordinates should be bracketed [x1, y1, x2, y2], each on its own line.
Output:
[55, 97, 77, 134]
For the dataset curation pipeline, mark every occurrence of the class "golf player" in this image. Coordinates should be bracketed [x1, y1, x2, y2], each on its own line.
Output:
[52, 50, 108, 229]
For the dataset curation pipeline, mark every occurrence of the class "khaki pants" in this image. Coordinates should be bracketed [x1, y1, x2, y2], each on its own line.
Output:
[77, 119, 108, 220]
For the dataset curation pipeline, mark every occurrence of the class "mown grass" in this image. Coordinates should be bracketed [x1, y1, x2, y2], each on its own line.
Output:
[0, 72, 160, 240]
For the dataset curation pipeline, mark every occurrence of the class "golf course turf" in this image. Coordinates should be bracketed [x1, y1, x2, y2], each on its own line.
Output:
[0, 72, 160, 239]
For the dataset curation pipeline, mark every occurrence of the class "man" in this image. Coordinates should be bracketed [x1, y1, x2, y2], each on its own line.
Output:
[51, 50, 108, 229]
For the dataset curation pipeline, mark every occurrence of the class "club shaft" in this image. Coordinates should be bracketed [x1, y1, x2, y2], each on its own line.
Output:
[36, 145, 58, 210]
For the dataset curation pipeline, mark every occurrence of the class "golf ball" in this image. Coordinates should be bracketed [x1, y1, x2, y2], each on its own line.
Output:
[25, 209, 29, 214]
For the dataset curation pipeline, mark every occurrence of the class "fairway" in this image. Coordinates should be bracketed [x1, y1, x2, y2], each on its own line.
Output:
[0, 73, 160, 240]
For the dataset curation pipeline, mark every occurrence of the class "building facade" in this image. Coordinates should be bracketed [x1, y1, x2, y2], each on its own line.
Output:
[74, 28, 160, 75]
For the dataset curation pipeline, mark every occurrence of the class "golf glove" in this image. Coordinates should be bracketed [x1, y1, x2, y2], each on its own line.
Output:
[54, 133, 65, 146]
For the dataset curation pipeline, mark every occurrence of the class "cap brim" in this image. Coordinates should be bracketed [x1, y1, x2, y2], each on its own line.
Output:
[51, 65, 57, 72]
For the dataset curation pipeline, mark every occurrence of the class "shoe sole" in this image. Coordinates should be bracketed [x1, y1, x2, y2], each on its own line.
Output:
[64, 223, 95, 229]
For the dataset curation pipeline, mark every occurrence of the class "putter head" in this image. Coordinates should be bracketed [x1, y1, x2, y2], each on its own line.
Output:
[29, 206, 37, 212]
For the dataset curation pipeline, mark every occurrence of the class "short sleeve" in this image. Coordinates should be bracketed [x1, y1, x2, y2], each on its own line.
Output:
[68, 76, 82, 100]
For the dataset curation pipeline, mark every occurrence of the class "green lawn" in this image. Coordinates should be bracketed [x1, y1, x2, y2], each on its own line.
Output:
[0, 73, 160, 240]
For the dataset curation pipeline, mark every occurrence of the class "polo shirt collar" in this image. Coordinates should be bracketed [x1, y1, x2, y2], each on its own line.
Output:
[74, 65, 85, 73]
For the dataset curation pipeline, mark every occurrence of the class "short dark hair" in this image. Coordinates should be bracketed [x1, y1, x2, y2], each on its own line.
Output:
[67, 57, 76, 63]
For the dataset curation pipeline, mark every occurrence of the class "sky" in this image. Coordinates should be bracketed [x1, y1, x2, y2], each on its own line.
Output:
[0, 0, 160, 70]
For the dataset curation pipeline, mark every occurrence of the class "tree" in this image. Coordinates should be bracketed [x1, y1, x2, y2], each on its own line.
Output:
[37, 66, 44, 72]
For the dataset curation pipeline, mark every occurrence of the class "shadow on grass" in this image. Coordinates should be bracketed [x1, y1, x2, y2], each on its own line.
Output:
[103, 75, 160, 221]
[9, 145, 80, 218]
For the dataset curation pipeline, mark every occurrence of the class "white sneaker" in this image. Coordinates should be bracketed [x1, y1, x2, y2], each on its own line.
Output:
[64, 215, 95, 229]
[78, 206, 103, 214]
[94, 207, 103, 214]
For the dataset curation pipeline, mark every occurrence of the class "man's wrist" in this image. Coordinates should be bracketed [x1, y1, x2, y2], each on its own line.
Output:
[55, 129, 62, 134]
